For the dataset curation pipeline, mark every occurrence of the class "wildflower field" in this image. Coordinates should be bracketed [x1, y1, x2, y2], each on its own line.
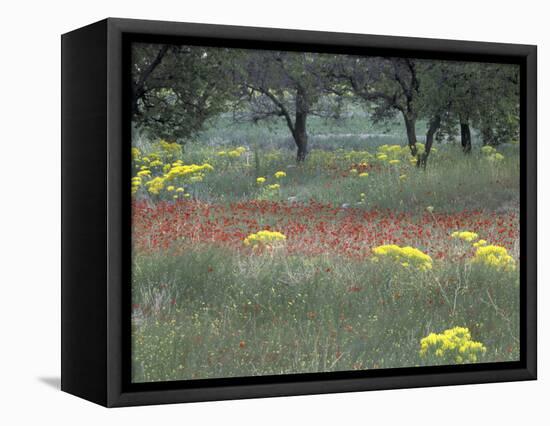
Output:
[131, 126, 520, 382]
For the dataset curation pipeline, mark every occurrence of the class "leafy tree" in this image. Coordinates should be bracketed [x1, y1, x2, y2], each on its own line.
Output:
[234, 50, 340, 162]
[433, 61, 519, 153]
[415, 60, 519, 167]
[472, 63, 519, 146]
[131, 43, 235, 142]
[130, 43, 519, 167]
[333, 56, 422, 156]
[414, 60, 454, 167]
[441, 62, 480, 153]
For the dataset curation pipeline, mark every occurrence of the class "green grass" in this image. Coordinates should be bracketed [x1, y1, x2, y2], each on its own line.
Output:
[132, 246, 519, 382]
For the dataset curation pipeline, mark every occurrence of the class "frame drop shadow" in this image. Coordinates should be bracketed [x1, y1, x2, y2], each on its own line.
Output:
[38, 376, 61, 390]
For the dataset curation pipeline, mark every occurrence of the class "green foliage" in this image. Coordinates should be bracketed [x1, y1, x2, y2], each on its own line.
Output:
[131, 43, 520, 160]
[132, 44, 236, 141]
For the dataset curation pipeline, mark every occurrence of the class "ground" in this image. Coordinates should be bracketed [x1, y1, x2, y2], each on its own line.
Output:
[130, 117, 520, 382]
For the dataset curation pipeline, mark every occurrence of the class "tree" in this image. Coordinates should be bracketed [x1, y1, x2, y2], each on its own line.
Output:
[444, 63, 480, 154]
[472, 64, 519, 146]
[413, 60, 454, 168]
[130, 43, 520, 165]
[333, 56, 422, 156]
[131, 43, 235, 142]
[235, 50, 339, 162]
[436, 62, 519, 153]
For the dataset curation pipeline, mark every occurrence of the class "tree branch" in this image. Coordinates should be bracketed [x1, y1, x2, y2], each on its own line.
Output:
[247, 84, 296, 135]
[132, 45, 170, 114]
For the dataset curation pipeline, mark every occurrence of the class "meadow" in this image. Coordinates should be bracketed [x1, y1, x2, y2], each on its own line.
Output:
[130, 118, 520, 383]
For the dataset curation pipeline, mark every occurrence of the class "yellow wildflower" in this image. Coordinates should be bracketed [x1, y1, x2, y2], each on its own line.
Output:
[158, 140, 182, 156]
[489, 153, 505, 162]
[243, 230, 286, 247]
[372, 244, 433, 271]
[145, 177, 165, 195]
[473, 239, 487, 248]
[481, 145, 496, 155]
[227, 149, 242, 158]
[164, 163, 213, 181]
[472, 244, 516, 271]
[131, 147, 141, 159]
[451, 231, 479, 242]
[420, 327, 486, 364]
[378, 144, 402, 154]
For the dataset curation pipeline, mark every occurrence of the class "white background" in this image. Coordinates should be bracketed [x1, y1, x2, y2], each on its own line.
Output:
[0, 0, 546, 424]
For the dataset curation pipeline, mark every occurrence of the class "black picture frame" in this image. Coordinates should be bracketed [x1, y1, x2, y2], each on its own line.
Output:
[61, 17, 537, 407]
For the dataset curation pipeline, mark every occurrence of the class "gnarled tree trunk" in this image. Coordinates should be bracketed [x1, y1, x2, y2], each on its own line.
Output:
[403, 114, 418, 156]
[294, 87, 309, 162]
[460, 121, 472, 153]
[418, 115, 441, 169]
[254, 84, 310, 162]
[294, 115, 308, 162]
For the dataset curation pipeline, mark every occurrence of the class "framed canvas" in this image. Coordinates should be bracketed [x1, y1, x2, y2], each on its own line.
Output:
[61, 18, 537, 407]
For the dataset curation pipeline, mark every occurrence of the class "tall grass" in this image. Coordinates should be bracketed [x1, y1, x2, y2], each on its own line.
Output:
[132, 246, 519, 382]
[136, 136, 519, 213]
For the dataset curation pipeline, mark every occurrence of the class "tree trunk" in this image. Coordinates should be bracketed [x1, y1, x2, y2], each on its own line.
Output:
[460, 121, 472, 153]
[481, 126, 496, 146]
[418, 115, 441, 169]
[294, 87, 309, 162]
[403, 114, 418, 156]
[294, 112, 308, 162]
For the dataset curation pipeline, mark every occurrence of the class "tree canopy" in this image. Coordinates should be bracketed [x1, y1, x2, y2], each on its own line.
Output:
[130, 43, 520, 164]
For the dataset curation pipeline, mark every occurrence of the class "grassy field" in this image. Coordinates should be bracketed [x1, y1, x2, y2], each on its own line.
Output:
[130, 120, 520, 383]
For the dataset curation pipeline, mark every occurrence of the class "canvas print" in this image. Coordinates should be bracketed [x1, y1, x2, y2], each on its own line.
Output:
[130, 42, 520, 383]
